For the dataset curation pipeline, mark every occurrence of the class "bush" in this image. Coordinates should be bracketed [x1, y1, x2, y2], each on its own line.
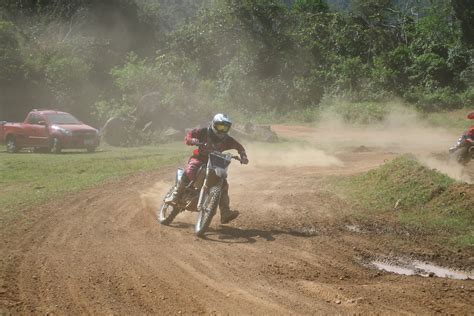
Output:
[111, 53, 161, 96]
[44, 55, 92, 107]
[0, 20, 22, 81]
[93, 98, 134, 125]
[409, 52, 452, 89]
[320, 97, 390, 124]
[405, 87, 464, 112]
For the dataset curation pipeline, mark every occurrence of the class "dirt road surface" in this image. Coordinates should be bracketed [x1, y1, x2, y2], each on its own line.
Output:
[1, 125, 473, 314]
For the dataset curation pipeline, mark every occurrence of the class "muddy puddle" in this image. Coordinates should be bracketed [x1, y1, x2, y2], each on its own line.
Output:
[370, 258, 473, 280]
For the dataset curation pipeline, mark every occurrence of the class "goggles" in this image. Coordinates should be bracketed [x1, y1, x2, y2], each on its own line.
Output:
[214, 123, 230, 133]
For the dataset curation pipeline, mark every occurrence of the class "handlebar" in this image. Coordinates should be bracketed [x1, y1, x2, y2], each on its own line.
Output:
[195, 142, 242, 162]
[232, 155, 242, 162]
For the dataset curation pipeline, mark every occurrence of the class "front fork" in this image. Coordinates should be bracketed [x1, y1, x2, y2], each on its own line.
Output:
[450, 135, 466, 152]
[197, 165, 224, 212]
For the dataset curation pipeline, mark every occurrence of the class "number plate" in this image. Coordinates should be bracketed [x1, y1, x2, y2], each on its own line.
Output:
[84, 139, 94, 146]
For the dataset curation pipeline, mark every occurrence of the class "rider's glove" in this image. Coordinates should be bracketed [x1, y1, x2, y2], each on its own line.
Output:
[240, 154, 249, 165]
[190, 138, 200, 146]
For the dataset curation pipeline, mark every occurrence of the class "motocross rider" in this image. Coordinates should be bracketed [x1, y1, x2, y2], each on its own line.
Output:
[166, 113, 249, 224]
[449, 112, 474, 152]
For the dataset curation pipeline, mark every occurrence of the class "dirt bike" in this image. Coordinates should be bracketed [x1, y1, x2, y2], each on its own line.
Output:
[449, 137, 474, 165]
[158, 145, 241, 237]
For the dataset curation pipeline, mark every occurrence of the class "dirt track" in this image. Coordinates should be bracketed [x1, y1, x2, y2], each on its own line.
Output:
[1, 125, 473, 314]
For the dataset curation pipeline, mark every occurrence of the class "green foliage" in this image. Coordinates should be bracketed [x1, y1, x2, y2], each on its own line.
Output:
[0, 20, 22, 81]
[351, 0, 396, 26]
[409, 52, 451, 88]
[405, 87, 464, 112]
[293, 0, 329, 13]
[93, 98, 134, 124]
[452, 0, 474, 47]
[1, 0, 473, 123]
[111, 54, 161, 96]
[44, 55, 91, 105]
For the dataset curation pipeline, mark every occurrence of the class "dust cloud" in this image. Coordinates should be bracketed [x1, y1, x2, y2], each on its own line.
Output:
[420, 156, 472, 184]
[245, 143, 343, 168]
[314, 103, 472, 183]
[317, 104, 456, 153]
[140, 181, 170, 215]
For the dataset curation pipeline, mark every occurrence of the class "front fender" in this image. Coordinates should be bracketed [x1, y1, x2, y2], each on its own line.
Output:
[214, 167, 228, 179]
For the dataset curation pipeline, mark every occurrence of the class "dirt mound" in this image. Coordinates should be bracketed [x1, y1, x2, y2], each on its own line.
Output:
[333, 155, 474, 246]
[429, 183, 474, 216]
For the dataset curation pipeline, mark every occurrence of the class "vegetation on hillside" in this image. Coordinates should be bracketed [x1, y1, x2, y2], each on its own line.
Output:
[0, 0, 473, 126]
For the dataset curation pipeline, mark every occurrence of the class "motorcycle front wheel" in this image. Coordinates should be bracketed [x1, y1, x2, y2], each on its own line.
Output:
[195, 186, 221, 237]
[450, 147, 471, 165]
[158, 188, 181, 225]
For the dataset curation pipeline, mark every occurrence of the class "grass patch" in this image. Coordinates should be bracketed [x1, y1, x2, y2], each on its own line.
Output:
[0, 143, 188, 225]
[422, 108, 473, 132]
[332, 155, 474, 247]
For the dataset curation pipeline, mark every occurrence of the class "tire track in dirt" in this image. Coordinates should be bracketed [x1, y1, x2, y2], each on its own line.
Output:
[1, 126, 473, 314]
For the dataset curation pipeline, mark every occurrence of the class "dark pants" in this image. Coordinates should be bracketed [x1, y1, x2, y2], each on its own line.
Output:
[184, 156, 231, 212]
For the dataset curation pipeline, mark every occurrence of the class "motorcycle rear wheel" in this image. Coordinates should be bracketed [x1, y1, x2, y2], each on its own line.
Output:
[195, 186, 221, 237]
[158, 188, 181, 225]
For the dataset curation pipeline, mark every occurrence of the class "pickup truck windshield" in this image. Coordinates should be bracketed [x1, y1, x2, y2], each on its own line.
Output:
[46, 113, 81, 124]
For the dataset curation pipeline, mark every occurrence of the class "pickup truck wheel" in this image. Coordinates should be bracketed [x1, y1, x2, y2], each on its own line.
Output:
[86, 147, 96, 153]
[6, 137, 20, 153]
[50, 137, 62, 154]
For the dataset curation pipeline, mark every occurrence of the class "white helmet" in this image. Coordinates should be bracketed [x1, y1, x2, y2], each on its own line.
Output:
[211, 113, 232, 139]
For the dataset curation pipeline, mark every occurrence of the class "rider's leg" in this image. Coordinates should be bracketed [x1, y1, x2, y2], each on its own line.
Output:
[185, 157, 204, 181]
[166, 157, 202, 204]
[165, 174, 189, 204]
[175, 174, 190, 200]
[220, 180, 239, 224]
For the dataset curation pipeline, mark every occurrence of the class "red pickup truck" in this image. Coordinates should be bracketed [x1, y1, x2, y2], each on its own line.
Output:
[0, 109, 100, 153]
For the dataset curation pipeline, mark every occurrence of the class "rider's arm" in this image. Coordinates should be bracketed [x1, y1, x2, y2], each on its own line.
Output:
[227, 137, 245, 155]
[227, 137, 248, 162]
[185, 128, 203, 146]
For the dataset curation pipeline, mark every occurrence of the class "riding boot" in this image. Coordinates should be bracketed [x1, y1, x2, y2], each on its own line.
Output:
[219, 182, 239, 224]
[165, 176, 189, 204]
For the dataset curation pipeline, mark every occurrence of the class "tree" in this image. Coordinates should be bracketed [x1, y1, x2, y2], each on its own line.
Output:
[293, 0, 329, 13]
[452, 0, 474, 47]
[351, 0, 396, 27]
[0, 20, 22, 82]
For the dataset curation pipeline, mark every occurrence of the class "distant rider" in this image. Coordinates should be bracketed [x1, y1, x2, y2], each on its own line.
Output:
[166, 113, 249, 224]
[449, 112, 474, 153]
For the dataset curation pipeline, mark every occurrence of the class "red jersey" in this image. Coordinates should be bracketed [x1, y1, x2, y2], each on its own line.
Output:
[467, 126, 474, 138]
[185, 127, 246, 160]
